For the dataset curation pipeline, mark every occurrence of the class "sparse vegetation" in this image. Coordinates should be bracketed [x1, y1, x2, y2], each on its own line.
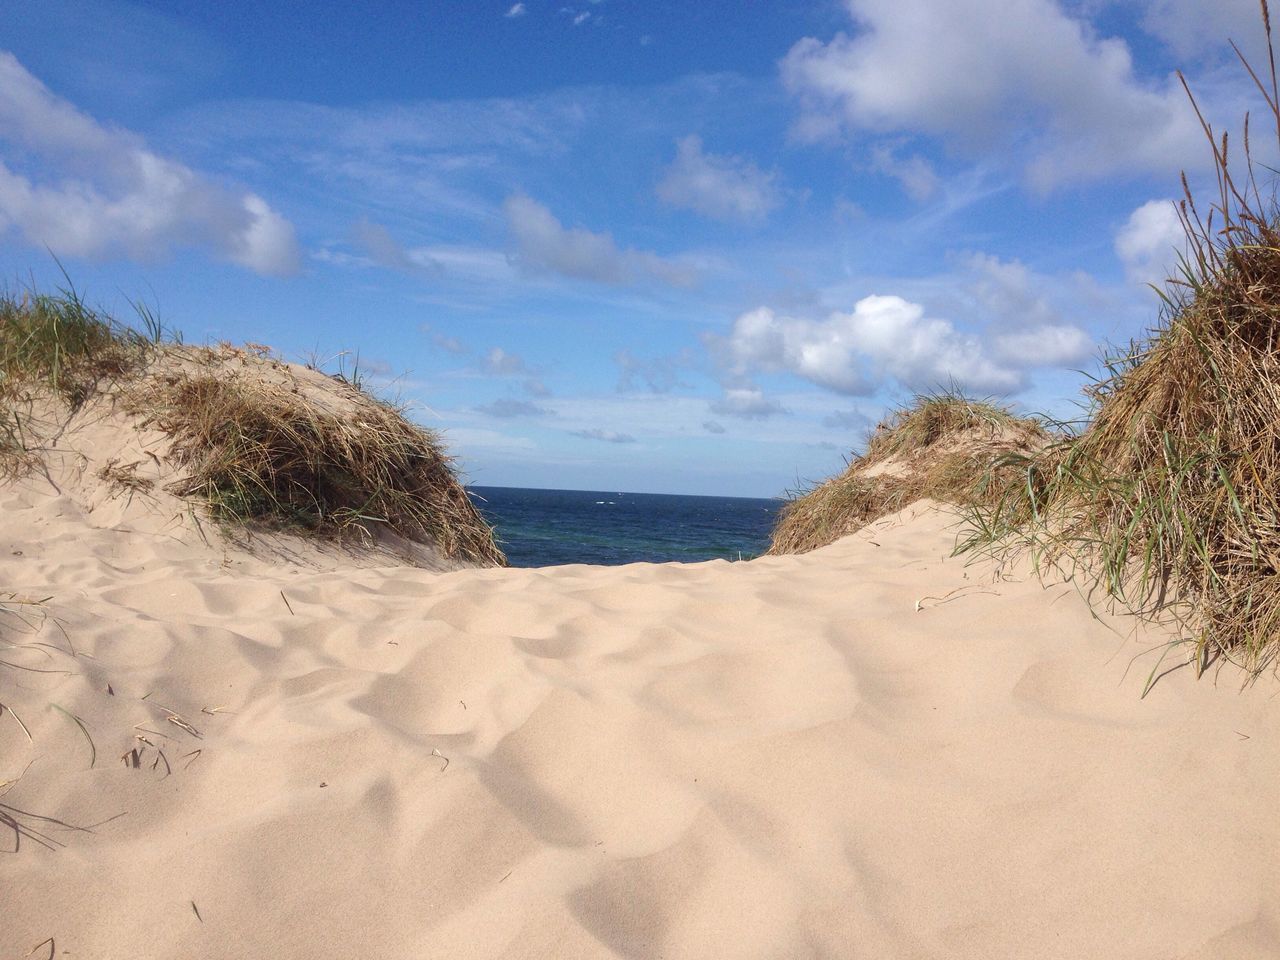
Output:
[960, 2, 1280, 673]
[769, 390, 1048, 555]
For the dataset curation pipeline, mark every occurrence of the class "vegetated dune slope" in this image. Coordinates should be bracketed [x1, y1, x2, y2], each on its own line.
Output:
[3, 490, 1278, 960]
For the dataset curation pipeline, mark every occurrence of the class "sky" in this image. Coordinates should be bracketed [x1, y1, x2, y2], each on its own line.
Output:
[0, 0, 1271, 496]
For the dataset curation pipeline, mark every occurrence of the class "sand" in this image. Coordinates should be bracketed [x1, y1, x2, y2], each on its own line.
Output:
[4, 475, 1280, 958]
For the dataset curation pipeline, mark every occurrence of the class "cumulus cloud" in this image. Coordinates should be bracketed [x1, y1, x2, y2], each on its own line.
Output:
[475, 398, 551, 418]
[961, 253, 1094, 366]
[719, 297, 1025, 396]
[504, 194, 696, 287]
[1115, 198, 1185, 286]
[571, 428, 636, 443]
[710, 386, 787, 420]
[0, 52, 299, 274]
[656, 135, 781, 223]
[780, 0, 1204, 188]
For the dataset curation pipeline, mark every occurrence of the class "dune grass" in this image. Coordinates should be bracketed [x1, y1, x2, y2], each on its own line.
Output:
[0, 287, 504, 565]
[959, 2, 1280, 673]
[769, 390, 1047, 555]
[133, 365, 505, 564]
[0, 284, 153, 407]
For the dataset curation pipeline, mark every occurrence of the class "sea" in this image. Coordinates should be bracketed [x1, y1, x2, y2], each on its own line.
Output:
[467, 485, 783, 567]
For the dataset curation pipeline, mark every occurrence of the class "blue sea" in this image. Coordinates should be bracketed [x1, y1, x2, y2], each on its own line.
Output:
[467, 486, 783, 567]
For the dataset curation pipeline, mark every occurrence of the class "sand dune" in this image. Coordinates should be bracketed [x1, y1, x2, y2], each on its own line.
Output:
[4, 488, 1279, 959]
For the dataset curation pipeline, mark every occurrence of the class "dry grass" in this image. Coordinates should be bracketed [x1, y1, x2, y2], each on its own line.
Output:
[0, 288, 504, 566]
[0, 593, 49, 747]
[769, 391, 1048, 555]
[960, 2, 1280, 674]
[131, 352, 505, 565]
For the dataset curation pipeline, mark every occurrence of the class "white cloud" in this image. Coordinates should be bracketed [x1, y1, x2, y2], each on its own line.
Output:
[0, 52, 299, 275]
[573, 12, 591, 26]
[656, 135, 781, 223]
[482, 346, 532, 376]
[710, 385, 787, 420]
[961, 253, 1094, 365]
[1115, 198, 1186, 286]
[720, 297, 1027, 395]
[780, 0, 1205, 189]
[1136, 0, 1261, 59]
[420, 325, 466, 354]
[868, 142, 939, 201]
[506, 3, 527, 17]
[503, 194, 696, 286]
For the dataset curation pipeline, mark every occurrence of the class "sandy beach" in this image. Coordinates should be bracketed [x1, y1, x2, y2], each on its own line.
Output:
[4, 476, 1278, 959]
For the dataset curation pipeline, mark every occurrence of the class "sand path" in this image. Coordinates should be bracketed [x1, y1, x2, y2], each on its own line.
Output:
[3, 493, 1278, 959]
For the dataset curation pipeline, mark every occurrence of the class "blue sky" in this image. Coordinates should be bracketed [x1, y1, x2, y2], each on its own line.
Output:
[0, 0, 1268, 495]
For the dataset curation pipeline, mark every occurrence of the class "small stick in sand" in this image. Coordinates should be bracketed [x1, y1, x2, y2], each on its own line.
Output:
[26, 937, 53, 959]
[431, 748, 449, 772]
[280, 590, 295, 616]
[165, 714, 202, 739]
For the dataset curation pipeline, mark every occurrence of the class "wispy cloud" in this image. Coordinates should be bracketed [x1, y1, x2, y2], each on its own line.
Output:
[571, 428, 636, 443]
[614, 348, 694, 393]
[351, 219, 443, 275]
[481, 346, 533, 375]
[504, 194, 697, 287]
[868, 141, 939, 201]
[657, 135, 781, 223]
[476, 397, 552, 418]
[505, 3, 527, 17]
[710, 386, 787, 420]
[0, 51, 299, 275]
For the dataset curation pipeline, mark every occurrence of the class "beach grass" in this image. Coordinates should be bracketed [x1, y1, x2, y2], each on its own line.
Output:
[132, 358, 505, 564]
[0, 287, 504, 566]
[959, 1, 1280, 673]
[0, 282, 152, 408]
[769, 389, 1047, 555]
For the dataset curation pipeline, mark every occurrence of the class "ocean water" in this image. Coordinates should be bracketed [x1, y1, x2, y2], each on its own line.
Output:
[467, 486, 783, 567]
